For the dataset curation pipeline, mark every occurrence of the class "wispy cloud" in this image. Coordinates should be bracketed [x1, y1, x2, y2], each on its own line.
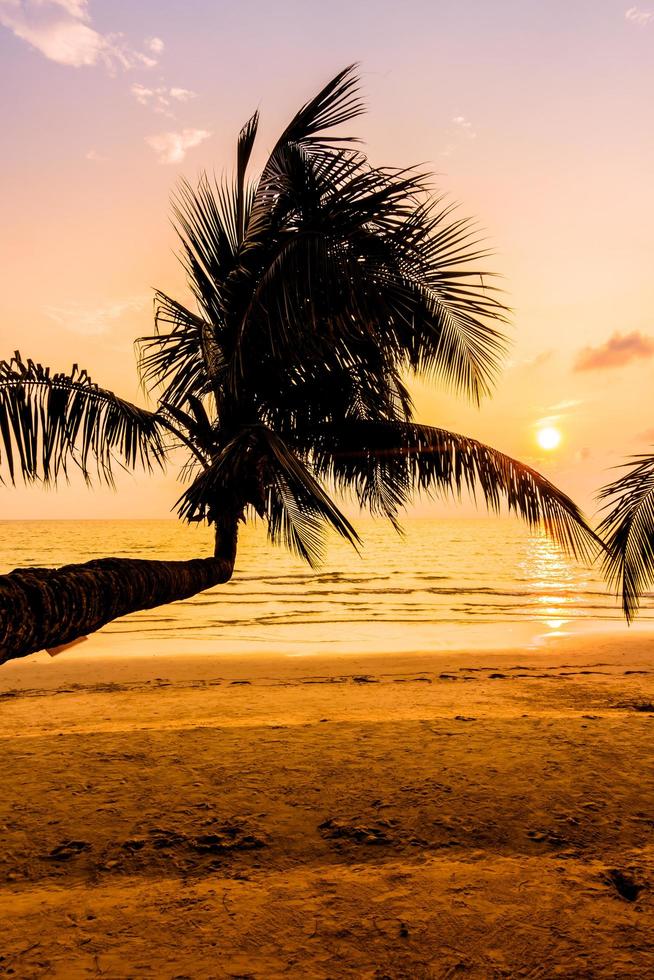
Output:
[40, 1, 88, 16]
[547, 398, 584, 412]
[145, 35, 164, 54]
[2, 3, 208, 168]
[625, 6, 654, 25]
[146, 128, 211, 165]
[506, 350, 553, 371]
[574, 330, 654, 371]
[131, 83, 197, 115]
[534, 397, 585, 430]
[0, 0, 159, 70]
[440, 114, 477, 157]
[452, 115, 476, 140]
[45, 296, 148, 335]
[169, 87, 195, 102]
[534, 415, 559, 429]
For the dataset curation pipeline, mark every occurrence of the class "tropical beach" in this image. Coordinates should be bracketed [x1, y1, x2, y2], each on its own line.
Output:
[3, 1, 654, 977]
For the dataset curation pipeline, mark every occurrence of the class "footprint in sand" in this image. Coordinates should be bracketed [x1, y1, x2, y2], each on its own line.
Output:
[394, 677, 432, 684]
[318, 817, 394, 846]
[526, 829, 567, 846]
[613, 700, 654, 713]
[45, 840, 91, 861]
[604, 868, 646, 902]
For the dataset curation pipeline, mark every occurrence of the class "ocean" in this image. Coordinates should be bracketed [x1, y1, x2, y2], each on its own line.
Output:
[0, 517, 651, 657]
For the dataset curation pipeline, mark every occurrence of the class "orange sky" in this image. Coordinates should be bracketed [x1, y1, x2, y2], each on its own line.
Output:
[1, 0, 653, 521]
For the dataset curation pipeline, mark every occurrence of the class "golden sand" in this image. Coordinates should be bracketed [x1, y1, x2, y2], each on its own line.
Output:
[1, 634, 654, 978]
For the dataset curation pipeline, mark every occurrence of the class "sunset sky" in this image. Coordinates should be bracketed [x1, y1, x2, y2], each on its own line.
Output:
[1, 0, 653, 521]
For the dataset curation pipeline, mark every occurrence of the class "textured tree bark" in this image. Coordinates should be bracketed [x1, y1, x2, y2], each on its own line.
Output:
[0, 519, 240, 665]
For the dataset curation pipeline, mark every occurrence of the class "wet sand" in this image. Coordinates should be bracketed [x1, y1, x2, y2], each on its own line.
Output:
[1, 633, 654, 978]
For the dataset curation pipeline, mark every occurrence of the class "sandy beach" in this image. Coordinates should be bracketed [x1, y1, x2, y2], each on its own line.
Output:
[4, 1, 654, 975]
[1, 632, 653, 978]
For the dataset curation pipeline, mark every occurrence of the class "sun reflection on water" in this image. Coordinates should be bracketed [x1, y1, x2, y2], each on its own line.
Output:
[518, 531, 576, 631]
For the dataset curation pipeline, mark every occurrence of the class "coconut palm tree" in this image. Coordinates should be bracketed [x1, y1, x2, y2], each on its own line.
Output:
[0, 66, 598, 664]
[597, 452, 654, 620]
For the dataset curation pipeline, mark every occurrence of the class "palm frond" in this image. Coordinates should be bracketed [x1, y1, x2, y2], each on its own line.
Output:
[412, 281, 507, 401]
[271, 63, 364, 153]
[597, 453, 654, 621]
[172, 175, 240, 323]
[136, 292, 216, 409]
[0, 352, 167, 485]
[312, 420, 600, 561]
[229, 142, 508, 404]
[242, 66, 365, 253]
[176, 425, 359, 566]
[236, 110, 259, 243]
[158, 402, 214, 461]
[262, 428, 360, 565]
[387, 196, 509, 401]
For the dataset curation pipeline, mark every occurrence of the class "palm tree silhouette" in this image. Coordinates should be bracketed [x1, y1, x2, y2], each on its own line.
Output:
[598, 452, 654, 620]
[0, 66, 598, 664]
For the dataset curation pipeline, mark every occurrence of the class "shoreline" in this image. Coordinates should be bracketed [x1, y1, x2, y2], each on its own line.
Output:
[2, 623, 653, 685]
[36, 616, 654, 659]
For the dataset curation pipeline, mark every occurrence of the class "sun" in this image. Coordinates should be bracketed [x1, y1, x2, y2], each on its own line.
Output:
[536, 426, 562, 451]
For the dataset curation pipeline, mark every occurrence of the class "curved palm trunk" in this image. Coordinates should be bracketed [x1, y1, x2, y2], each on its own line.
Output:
[0, 519, 240, 666]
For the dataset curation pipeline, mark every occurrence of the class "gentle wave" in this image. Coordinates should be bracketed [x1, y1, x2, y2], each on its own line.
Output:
[1, 517, 651, 655]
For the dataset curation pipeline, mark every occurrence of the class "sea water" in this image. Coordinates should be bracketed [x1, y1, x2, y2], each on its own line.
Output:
[0, 518, 650, 657]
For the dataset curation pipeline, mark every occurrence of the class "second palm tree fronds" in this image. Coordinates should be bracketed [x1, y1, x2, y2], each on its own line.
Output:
[598, 452, 654, 621]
